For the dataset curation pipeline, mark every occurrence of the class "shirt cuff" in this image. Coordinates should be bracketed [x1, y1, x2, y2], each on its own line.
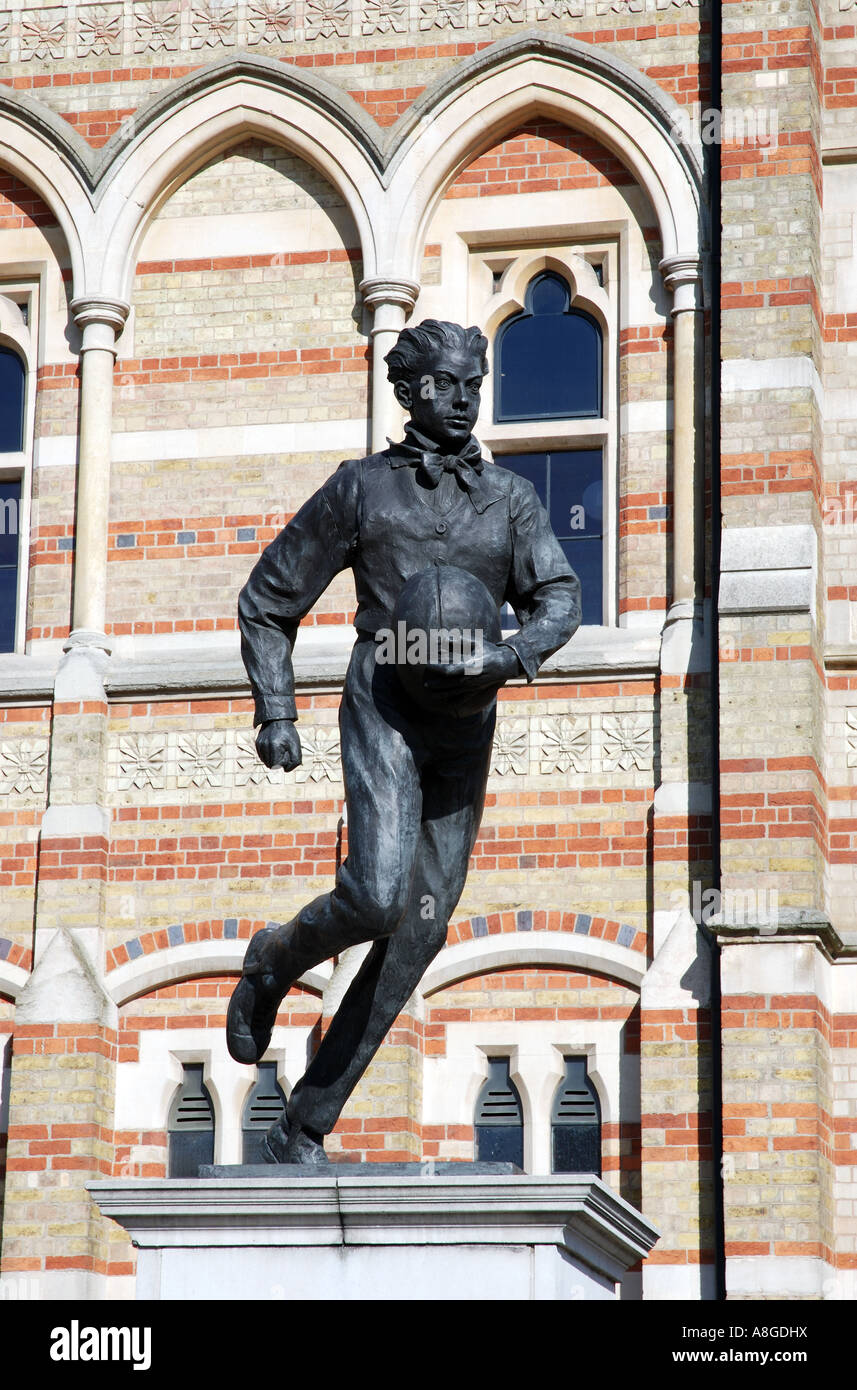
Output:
[253, 697, 298, 727]
[500, 636, 537, 683]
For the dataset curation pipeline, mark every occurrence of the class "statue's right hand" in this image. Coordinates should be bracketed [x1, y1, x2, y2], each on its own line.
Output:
[255, 719, 302, 772]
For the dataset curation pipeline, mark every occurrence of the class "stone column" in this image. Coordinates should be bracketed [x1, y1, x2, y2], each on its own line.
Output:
[67, 295, 129, 651]
[0, 295, 130, 1298]
[359, 277, 420, 452]
[659, 255, 704, 616]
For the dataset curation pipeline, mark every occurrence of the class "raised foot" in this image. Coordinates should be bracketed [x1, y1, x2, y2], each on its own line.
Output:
[226, 923, 299, 1064]
[261, 1115, 328, 1166]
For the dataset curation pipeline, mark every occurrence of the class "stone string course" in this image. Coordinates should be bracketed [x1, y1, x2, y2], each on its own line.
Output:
[0, 0, 701, 71]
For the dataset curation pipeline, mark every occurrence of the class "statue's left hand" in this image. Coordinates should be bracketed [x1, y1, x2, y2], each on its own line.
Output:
[425, 641, 520, 695]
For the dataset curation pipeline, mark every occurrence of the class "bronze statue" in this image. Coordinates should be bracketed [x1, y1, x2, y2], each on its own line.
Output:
[226, 320, 581, 1163]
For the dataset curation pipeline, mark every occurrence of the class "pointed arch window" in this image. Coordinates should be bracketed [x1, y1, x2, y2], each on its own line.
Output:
[494, 272, 602, 423]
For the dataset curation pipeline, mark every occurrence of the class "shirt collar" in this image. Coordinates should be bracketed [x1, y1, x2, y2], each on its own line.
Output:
[386, 427, 505, 513]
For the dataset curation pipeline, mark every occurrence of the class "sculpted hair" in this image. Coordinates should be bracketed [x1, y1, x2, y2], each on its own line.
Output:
[384, 320, 489, 384]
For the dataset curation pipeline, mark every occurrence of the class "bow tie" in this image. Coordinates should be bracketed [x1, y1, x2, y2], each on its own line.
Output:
[396, 435, 484, 490]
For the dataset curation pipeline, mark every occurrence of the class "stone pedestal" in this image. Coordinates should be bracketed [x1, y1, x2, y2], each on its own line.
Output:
[89, 1170, 659, 1301]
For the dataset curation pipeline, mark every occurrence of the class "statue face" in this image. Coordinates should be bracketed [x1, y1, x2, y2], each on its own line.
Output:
[395, 346, 484, 452]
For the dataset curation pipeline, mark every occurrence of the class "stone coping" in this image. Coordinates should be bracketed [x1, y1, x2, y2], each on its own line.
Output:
[0, 625, 662, 702]
[88, 1173, 659, 1284]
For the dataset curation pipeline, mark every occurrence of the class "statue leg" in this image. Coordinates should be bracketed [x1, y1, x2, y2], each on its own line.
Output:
[227, 644, 425, 1065]
[283, 720, 494, 1141]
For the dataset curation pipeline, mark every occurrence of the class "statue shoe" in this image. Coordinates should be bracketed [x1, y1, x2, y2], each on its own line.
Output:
[261, 1114, 328, 1167]
[226, 922, 302, 1064]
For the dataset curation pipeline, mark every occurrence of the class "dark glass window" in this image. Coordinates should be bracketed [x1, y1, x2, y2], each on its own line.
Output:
[0, 479, 21, 653]
[551, 1056, 601, 1176]
[474, 1056, 524, 1169]
[241, 1061, 288, 1164]
[495, 273, 601, 422]
[168, 1062, 215, 1177]
[0, 347, 25, 453]
[499, 450, 603, 624]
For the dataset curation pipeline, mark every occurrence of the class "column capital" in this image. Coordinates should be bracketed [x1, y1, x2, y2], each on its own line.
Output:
[359, 276, 420, 314]
[71, 296, 130, 355]
[70, 294, 130, 333]
[658, 254, 704, 313]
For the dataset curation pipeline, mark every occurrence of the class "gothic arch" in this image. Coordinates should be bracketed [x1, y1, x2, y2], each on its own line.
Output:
[0, 37, 704, 304]
[381, 31, 705, 281]
[0, 91, 87, 289]
[91, 59, 386, 303]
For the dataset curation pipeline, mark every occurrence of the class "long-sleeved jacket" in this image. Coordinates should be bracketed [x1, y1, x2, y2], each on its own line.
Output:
[238, 437, 582, 724]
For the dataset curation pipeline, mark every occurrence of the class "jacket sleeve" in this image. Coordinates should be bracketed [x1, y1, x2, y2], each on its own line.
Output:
[238, 462, 361, 724]
[501, 475, 582, 681]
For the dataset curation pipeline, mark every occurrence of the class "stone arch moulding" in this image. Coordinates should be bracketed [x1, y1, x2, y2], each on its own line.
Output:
[0, 37, 703, 304]
[419, 930, 645, 998]
[0, 93, 89, 292]
[382, 31, 705, 283]
[105, 938, 330, 1008]
[0, 962, 29, 1002]
[92, 61, 388, 305]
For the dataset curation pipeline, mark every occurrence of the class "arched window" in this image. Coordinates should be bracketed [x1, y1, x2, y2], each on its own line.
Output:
[474, 1056, 524, 1169]
[0, 345, 25, 653]
[493, 272, 605, 625]
[494, 272, 601, 423]
[241, 1061, 288, 1164]
[551, 1056, 601, 1176]
[167, 1062, 215, 1177]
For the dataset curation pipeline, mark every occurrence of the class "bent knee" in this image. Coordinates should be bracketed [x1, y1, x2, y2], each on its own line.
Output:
[359, 887, 410, 940]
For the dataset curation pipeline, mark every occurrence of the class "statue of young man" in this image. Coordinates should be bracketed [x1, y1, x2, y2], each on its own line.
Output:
[227, 320, 581, 1163]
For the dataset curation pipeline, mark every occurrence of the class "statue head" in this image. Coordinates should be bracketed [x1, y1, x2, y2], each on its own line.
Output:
[385, 320, 488, 453]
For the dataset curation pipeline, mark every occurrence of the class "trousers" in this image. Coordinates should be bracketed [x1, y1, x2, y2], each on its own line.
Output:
[282, 636, 495, 1135]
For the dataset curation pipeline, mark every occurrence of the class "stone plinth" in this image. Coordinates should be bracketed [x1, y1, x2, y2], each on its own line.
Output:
[88, 1170, 659, 1301]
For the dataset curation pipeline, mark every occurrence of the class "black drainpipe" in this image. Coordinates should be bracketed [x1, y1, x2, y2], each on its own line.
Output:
[706, 0, 726, 1303]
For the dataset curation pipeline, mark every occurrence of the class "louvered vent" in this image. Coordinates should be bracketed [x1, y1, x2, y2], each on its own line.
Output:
[476, 1057, 522, 1125]
[242, 1062, 288, 1164]
[474, 1057, 524, 1169]
[551, 1057, 601, 1176]
[552, 1057, 599, 1125]
[168, 1063, 214, 1177]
